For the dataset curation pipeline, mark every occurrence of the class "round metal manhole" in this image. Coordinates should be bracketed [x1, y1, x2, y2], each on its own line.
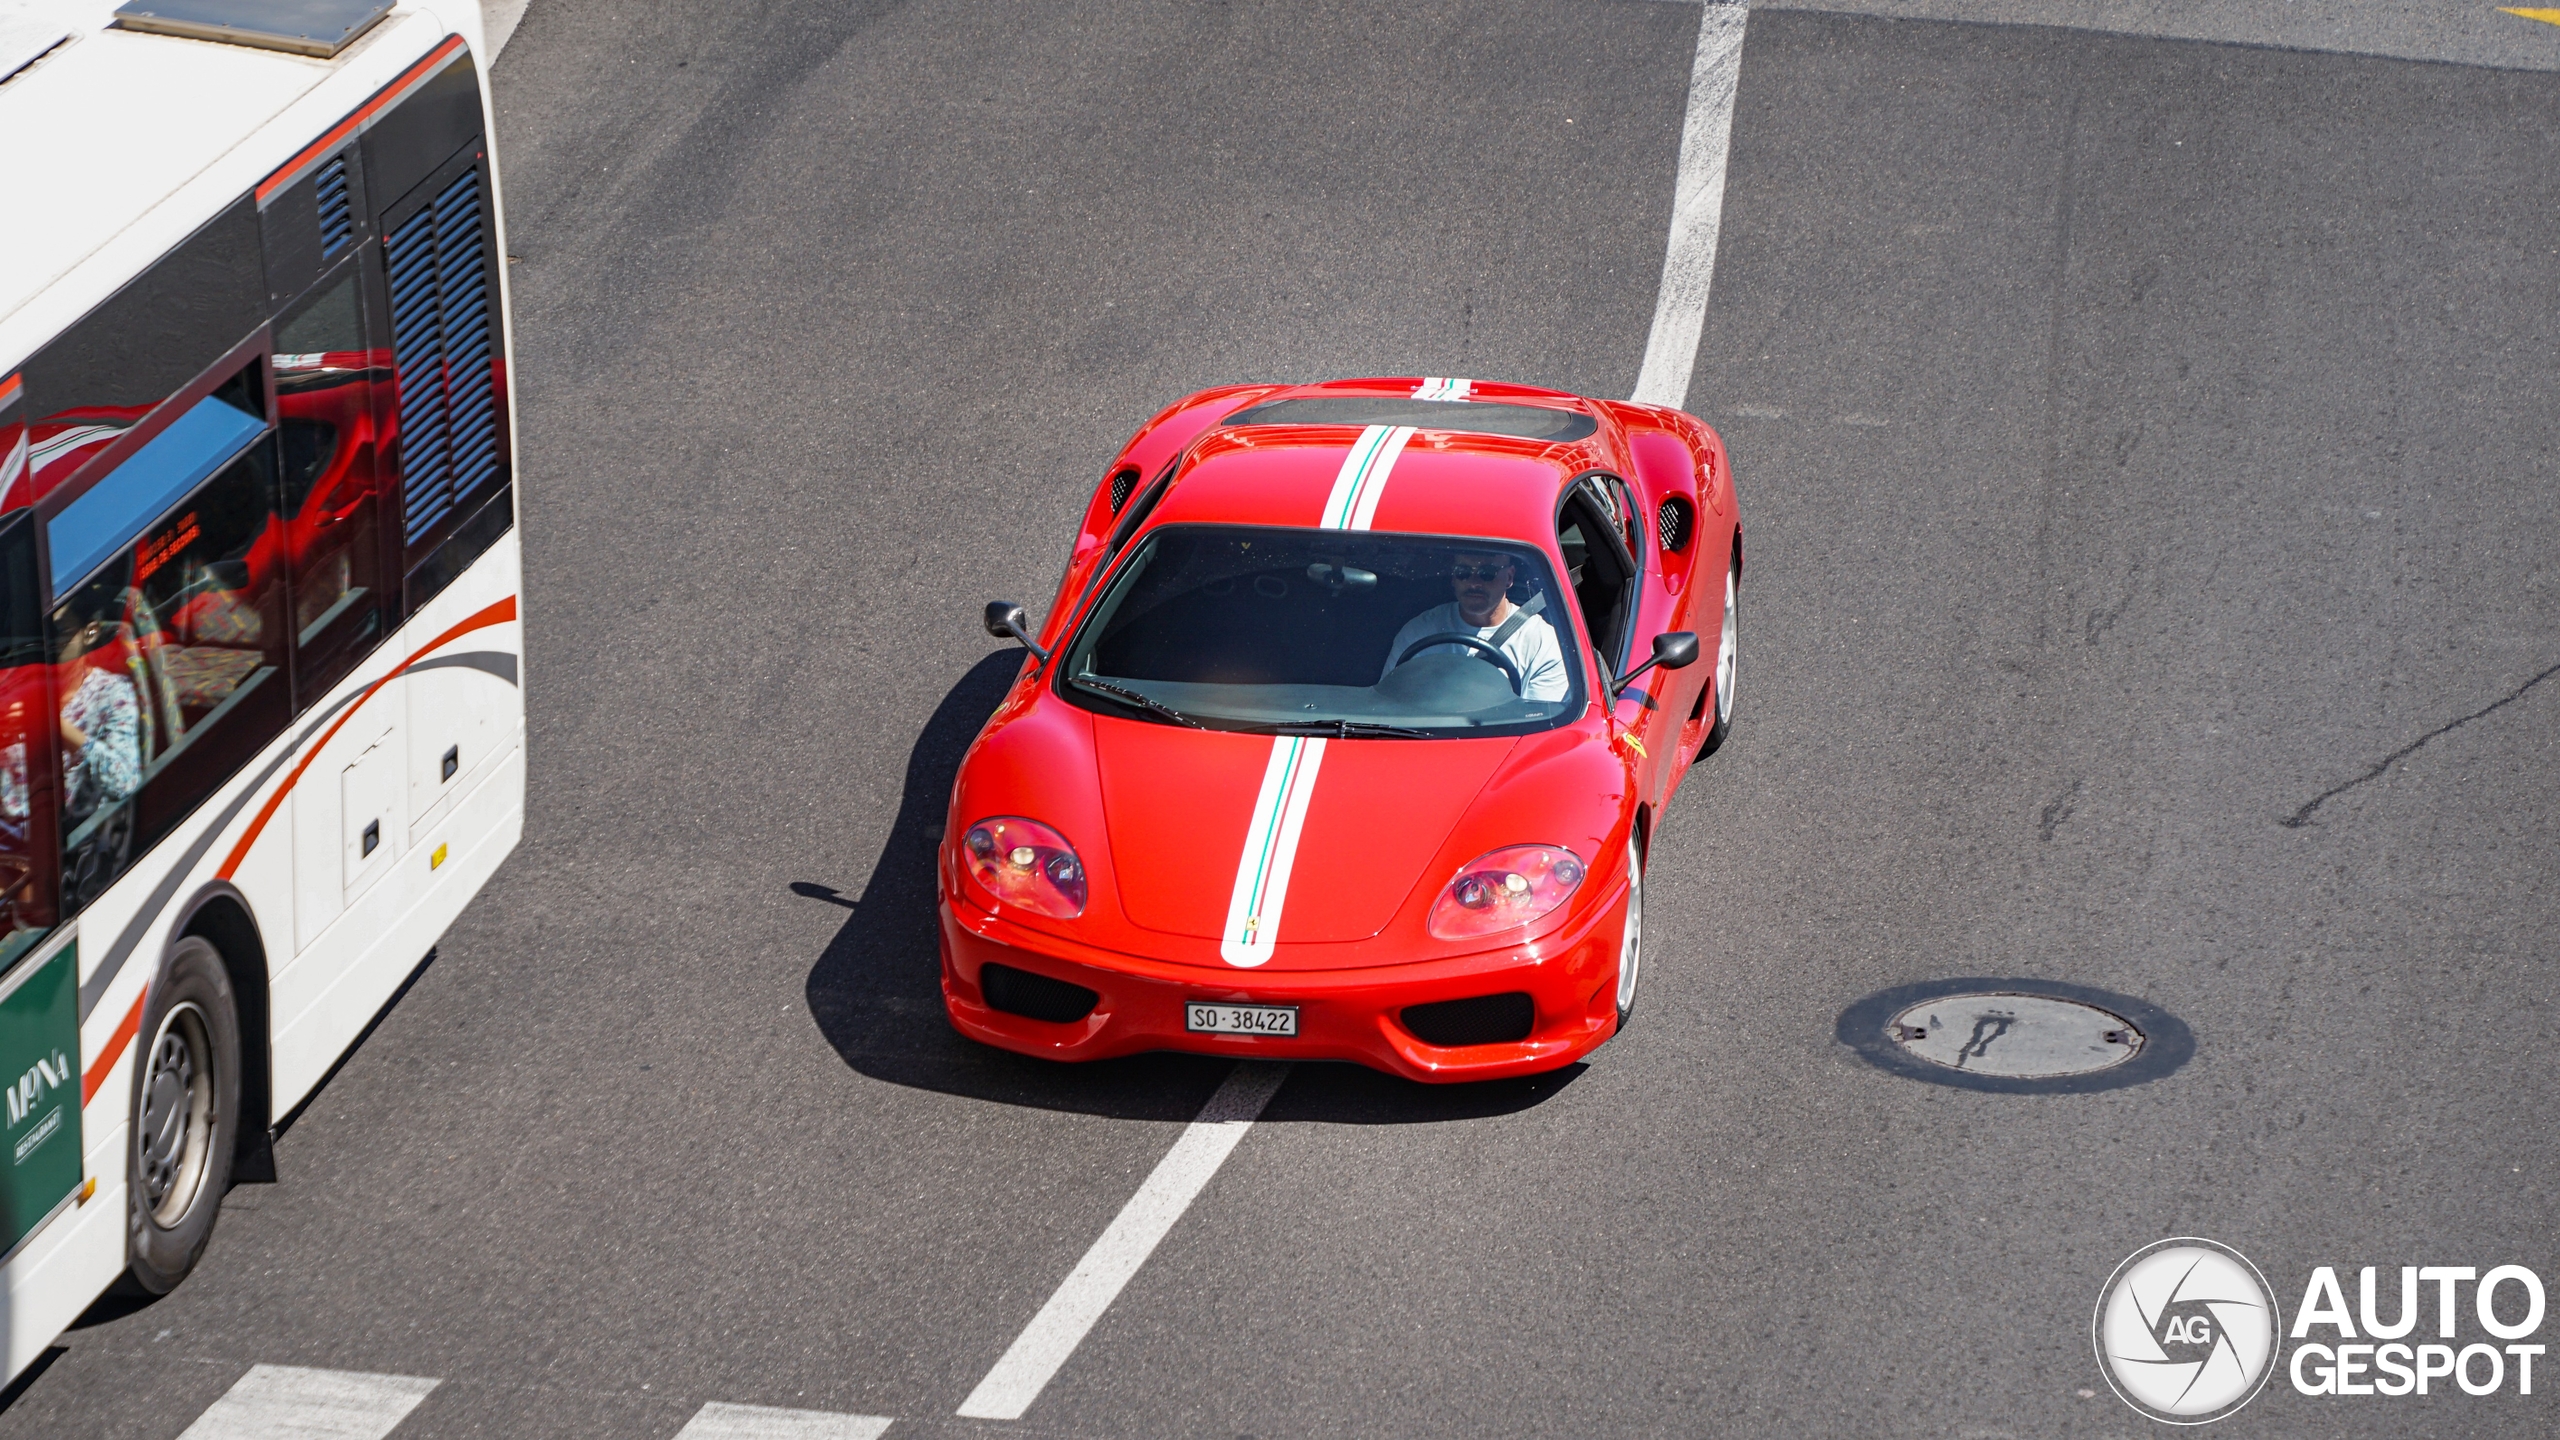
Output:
[1887, 994, 2140, 1079]
[1837, 978, 2192, 1093]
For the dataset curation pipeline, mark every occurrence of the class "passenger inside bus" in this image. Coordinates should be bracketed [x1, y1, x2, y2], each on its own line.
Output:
[56, 616, 141, 820]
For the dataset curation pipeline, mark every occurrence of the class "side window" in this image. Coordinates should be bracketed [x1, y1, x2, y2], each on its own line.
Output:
[1557, 482, 1637, 674]
[52, 366, 290, 913]
[0, 514, 57, 966]
[275, 265, 394, 701]
[21, 200, 265, 507]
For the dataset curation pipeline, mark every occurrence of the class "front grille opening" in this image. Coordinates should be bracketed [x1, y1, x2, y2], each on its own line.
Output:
[1107, 467, 1140, 513]
[1657, 495, 1694, 554]
[981, 962, 1100, 1024]
[1400, 992, 1535, 1047]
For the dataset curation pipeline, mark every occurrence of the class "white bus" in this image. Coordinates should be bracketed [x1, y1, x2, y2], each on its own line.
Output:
[0, 0, 525, 1381]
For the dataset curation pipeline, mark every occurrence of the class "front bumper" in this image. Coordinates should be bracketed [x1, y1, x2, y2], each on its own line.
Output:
[938, 893, 1627, 1083]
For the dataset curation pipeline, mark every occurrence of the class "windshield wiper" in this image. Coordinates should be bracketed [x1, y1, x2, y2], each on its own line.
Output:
[1070, 677, 1207, 729]
[1244, 719, 1433, 739]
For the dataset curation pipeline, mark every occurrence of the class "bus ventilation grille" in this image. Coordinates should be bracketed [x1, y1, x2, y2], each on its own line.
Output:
[388, 167, 499, 546]
[316, 157, 353, 257]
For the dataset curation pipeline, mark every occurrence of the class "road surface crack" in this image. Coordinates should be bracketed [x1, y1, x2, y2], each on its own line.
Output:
[2282, 657, 2560, 827]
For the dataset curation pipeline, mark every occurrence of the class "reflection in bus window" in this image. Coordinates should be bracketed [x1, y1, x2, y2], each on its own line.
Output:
[54, 443, 288, 912]
[274, 266, 390, 699]
[0, 516, 55, 964]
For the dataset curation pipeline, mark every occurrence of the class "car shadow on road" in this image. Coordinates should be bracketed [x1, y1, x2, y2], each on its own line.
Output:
[799, 650, 1583, 1125]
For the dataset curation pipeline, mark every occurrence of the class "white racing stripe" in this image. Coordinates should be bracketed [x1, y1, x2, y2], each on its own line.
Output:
[177, 1366, 438, 1440]
[957, 1063, 1292, 1420]
[673, 1402, 894, 1440]
[1317, 422, 1415, 531]
[1631, 1, 1748, 408]
[1412, 376, 1472, 401]
[1217, 735, 1328, 967]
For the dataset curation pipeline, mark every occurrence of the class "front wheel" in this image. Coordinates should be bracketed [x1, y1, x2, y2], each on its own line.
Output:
[124, 937, 240, 1296]
[1698, 552, 1739, 759]
[1613, 833, 1644, 1033]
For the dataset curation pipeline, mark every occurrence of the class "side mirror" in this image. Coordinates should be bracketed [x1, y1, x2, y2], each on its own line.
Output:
[1612, 630, 1699, 696]
[983, 601, 1051, 662]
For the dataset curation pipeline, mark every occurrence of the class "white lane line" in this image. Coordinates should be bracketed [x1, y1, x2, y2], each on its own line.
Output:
[177, 1365, 438, 1440]
[673, 1401, 895, 1440]
[1631, 1, 1749, 408]
[956, 1062, 1292, 1420]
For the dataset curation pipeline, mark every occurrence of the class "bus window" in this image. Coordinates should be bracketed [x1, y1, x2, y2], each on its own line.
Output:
[0, 514, 57, 967]
[53, 408, 289, 914]
[274, 266, 392, 701]
[21, 200, 264, 506]
[1, 375, 26, 515]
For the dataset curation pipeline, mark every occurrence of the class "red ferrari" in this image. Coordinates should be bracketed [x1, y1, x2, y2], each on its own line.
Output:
[940, 377, 1741, 1081]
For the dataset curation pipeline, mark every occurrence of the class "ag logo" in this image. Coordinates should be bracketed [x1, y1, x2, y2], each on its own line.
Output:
[2095, 1238, 2281, 1423]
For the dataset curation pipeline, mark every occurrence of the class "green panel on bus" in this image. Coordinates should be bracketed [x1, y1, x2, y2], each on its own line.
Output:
[0, 940, 79, 1258]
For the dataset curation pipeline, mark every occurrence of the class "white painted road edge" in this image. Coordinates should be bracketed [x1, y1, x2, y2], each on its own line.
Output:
[672, 1401, 895, 1440]
[1631, 1, 1749, 409]
[956, 1063, 1292, 1420]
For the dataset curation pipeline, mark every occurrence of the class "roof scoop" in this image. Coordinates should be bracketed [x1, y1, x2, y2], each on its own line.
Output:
[114, 0, 392, 57]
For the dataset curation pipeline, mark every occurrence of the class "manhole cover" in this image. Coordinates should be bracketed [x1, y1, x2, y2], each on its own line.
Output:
[1886, 993, 2140, 1078]
[1836, 978, 2193, 1093]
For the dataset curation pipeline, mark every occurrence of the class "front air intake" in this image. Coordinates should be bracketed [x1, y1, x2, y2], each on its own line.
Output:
[981, 963, 1100, 1024]
[1401, 993, 1534, 1047]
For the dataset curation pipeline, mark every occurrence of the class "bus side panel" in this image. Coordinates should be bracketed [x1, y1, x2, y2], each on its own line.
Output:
[270, 536, 521, 1114]
[0, 1162, 124, 1378]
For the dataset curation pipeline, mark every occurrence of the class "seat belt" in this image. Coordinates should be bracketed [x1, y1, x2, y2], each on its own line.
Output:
[1487, 590, 1546, 649]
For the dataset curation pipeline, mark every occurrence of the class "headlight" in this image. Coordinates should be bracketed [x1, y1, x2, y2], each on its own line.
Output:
[1425, 844, 1586, 940]
[960, 816, 1088, 918]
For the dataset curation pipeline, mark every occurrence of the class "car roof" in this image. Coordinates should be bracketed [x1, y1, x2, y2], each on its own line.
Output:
[1143, 377, 1615, 546]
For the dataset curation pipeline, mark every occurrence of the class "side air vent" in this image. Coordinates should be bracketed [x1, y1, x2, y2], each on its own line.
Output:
[980, 963, 1100, 1024]
[316, 157, 353, 258]
[1401, 992, 1535, 1047]
[1107, 467, 1139, 513]
[1656, 495, 1694, 555]
[388, 167, 499, 545]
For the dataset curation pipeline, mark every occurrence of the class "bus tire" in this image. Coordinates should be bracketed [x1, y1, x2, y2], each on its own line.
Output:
[123, 937, 241, 1296]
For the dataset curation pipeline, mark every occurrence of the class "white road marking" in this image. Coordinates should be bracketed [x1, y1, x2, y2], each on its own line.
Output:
[673, 1401, 895, 1440]
[1631, 1, 1748, 408]
[177, 1365, 438, 1440]
[956, 1062, 1292, 1420]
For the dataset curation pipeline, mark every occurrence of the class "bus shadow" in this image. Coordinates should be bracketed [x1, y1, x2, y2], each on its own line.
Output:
[798, 651, 1582, 1125]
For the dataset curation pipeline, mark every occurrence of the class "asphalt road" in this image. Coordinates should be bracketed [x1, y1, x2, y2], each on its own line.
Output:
[7, 3, 2559, 1438]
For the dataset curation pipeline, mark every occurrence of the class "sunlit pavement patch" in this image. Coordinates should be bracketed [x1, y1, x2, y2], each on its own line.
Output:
[1836, 978, 2193, 1093]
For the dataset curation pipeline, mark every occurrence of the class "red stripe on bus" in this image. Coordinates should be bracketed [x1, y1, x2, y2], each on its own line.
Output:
[83, 989, 147, 1107]
[255, 34, 468, 204]
[216, 593, 518, 882]
[0, 373, 20, 408]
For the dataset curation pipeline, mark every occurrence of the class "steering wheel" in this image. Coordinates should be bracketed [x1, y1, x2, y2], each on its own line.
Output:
[1391, 633, 1523, 695]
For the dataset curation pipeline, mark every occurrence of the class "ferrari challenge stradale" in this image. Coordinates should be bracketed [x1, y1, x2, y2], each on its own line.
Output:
[939, 377, 1741, 1081]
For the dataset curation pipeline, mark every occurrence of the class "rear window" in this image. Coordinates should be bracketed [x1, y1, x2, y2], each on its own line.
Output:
[1220, 397, 1598, 442]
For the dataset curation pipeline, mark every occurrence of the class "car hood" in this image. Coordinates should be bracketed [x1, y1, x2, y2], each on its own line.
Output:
[1096, 723, 1519, 945]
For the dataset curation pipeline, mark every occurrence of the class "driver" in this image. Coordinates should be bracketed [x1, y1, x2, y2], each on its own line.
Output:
[1381, 549, 1568, 702]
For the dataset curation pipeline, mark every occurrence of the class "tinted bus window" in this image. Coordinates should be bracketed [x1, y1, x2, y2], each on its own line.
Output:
[274, 265, 393, 700]
[0, 514, 57, 966]
[21, 200, 264, 505]
[55, 428, 289, 913]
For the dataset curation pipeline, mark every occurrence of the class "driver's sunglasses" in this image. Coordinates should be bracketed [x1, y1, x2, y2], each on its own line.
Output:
[1448, 563, 1510, 581]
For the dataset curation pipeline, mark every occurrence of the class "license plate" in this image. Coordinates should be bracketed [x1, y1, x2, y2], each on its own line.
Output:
[1186, 1002, 1298, 1037]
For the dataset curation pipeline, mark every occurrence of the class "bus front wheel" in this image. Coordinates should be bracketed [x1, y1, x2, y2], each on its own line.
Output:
[123, 937, 241, 1296]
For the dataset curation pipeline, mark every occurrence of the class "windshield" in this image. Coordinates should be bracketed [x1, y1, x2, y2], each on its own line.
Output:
[1057, 525, 1588, 737]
